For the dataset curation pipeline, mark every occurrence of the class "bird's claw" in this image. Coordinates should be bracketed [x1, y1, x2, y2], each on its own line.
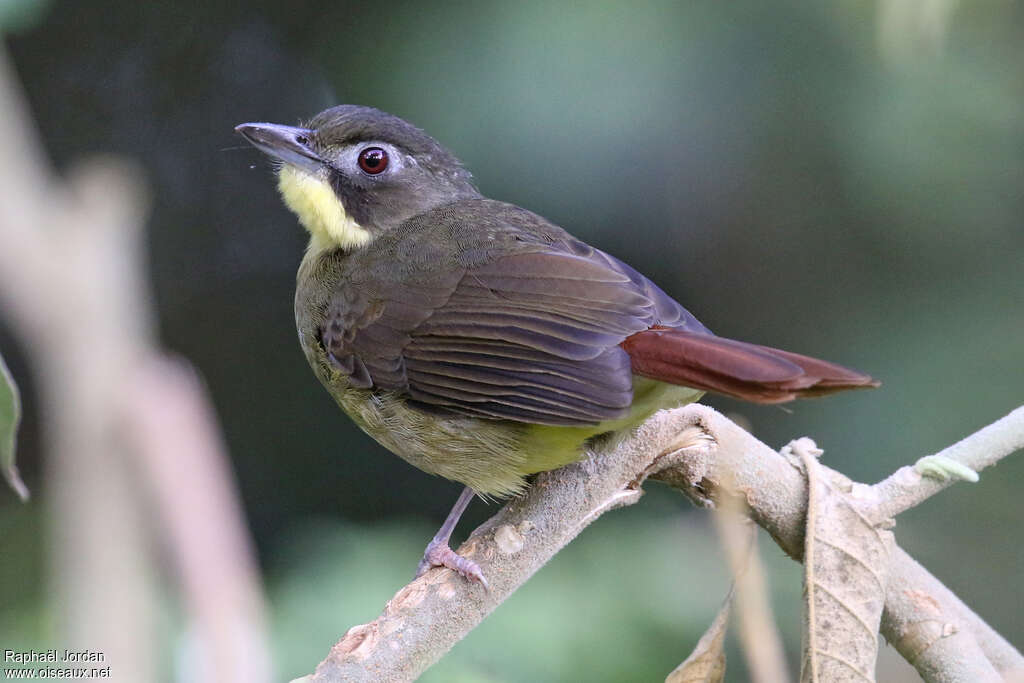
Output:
[416, 539, 489, 590]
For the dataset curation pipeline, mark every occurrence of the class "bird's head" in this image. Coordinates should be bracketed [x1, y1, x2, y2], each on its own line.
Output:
[236, 105, 479, 253]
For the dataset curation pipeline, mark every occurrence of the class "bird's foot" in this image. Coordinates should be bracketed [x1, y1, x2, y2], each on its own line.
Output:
[416, 538, 489, 590]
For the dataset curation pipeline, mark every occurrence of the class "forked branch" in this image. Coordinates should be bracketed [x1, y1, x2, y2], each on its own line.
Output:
[299, 404, 1024, 683]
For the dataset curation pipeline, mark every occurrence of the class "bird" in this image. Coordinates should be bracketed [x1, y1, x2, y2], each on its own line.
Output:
[235, 105, 878, 587]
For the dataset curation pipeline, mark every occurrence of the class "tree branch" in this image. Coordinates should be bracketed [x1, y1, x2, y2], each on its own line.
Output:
[300, 404, 1024, 682]
[865, 405, 1024, 522]
[302, 419, 712, 683]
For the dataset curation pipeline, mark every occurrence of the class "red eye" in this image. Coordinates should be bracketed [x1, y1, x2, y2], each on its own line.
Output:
[357, 147, 388, 174]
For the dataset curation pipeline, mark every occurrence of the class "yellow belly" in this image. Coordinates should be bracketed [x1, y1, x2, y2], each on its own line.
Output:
[315, 345, 702, 497]
[518, 377, 704, 474]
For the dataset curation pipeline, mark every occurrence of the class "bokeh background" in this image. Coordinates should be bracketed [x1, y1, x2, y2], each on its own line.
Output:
[2, 0, 1022, 680]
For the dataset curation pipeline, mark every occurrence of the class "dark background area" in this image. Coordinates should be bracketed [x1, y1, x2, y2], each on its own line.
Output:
[2, 1, 1022, 680]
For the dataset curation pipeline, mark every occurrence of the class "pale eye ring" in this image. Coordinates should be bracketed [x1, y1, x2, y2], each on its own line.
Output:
[357, 147, 388, 175]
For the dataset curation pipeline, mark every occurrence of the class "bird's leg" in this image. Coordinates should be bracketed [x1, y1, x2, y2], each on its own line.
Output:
[415, 486, 488, 589]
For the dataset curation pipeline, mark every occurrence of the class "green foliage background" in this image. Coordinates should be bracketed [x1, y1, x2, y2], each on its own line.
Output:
[1, 1, 1021, 680]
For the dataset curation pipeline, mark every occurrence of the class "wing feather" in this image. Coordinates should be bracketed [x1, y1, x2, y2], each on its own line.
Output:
[320, 203, 706, 424]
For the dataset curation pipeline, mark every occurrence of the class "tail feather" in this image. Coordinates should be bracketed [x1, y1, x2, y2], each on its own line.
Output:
[621, 328, 879, 404]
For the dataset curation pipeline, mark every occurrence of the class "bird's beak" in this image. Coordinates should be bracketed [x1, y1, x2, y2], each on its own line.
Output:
[234, 122, 322, 173]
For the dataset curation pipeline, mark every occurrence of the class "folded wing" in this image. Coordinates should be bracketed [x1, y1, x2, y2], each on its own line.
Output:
[325, 220, 876, 423]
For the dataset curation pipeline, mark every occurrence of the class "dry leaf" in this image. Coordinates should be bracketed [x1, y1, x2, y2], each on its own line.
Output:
[666, 588, 732, 683]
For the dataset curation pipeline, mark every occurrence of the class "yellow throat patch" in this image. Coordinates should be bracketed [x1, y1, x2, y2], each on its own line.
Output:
[277, 165, 372, 253]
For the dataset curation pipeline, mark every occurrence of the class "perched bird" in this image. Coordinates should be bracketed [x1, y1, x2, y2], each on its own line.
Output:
[236, 106, 877, 586]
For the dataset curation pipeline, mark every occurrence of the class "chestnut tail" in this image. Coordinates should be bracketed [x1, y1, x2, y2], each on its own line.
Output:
[621, 328, 879, 404]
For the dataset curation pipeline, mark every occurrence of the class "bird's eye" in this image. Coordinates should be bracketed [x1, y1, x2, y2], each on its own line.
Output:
[357, 147, 389, 175]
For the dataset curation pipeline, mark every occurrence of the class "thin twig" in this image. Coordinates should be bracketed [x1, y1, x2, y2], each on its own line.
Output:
[866, 405, 1024, 522]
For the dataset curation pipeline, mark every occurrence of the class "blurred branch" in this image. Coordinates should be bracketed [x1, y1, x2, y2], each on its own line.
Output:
[877, 0, 959, 67]
[302, 404, 1024, 683]
[712, 489, 789, 683]
[0, 46, 158, 681]
[0, 46, 270, 683]
[121, 356, 272, 683]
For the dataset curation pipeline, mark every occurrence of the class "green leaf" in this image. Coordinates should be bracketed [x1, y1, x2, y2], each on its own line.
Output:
[0, 351, 29, 501]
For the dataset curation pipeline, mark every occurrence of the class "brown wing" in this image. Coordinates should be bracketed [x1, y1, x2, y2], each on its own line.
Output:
[323, 239, 703, 425]
[319, 201, 877, 423]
